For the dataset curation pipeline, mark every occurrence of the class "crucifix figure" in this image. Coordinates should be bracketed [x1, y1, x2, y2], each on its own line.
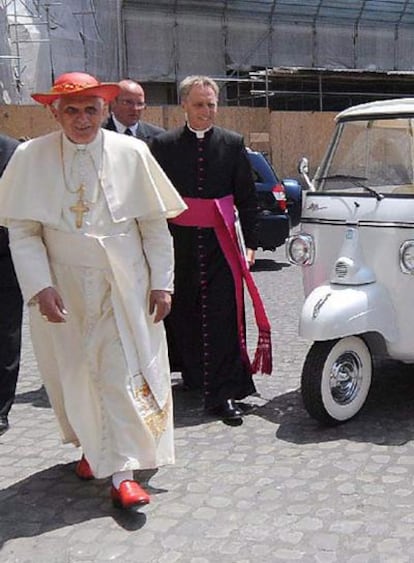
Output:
[70, 184, 90, 228]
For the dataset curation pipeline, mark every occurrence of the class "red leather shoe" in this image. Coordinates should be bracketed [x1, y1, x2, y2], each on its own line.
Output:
[75, 455, 94, 480]
[111, 480, 150, 509]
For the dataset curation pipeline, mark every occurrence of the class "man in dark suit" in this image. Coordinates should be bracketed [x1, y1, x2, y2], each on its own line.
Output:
[104, 79, 165, 143]
[0, 134, 23, 434]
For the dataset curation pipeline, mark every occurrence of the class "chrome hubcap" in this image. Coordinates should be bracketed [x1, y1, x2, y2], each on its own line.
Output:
[329, 351, 362, 405]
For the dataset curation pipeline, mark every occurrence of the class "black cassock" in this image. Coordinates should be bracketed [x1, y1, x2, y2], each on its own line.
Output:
[151, 125, 259, 409]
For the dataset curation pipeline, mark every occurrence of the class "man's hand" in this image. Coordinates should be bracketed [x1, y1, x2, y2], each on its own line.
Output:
[36, 286, 67, 323]
[149, 290, 172, 323]
[246, 248, 256, 268]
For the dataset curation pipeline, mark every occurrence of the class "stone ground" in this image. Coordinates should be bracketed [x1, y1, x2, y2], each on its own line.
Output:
[1, 247, 414, 562]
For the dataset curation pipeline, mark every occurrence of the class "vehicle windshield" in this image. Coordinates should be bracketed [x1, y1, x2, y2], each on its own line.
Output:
[314, 117, 414, 195]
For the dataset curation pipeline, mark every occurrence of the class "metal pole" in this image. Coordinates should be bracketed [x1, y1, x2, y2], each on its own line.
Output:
[116, 0, 124, 78]
[319, 73, 323, 111]
[44, 4, 54, 82]
[12, 0, 22, 100]
[42, 2, 63, 83]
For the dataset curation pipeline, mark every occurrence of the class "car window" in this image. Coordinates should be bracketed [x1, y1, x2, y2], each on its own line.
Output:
[315, 118, 414, 195]
[247, 151, 278, 186]
[251, 168, 264, 183]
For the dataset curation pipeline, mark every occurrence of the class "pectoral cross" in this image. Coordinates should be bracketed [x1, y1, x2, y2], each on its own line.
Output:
[70, 185, 90, 228]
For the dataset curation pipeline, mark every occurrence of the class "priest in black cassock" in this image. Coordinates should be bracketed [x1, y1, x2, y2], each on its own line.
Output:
[151, 75, 272, 425]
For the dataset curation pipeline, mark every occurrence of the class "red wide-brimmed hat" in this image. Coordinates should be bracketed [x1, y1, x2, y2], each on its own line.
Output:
[31, 72, 120, 105]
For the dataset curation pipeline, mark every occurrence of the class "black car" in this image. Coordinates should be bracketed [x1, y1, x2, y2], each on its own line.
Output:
[247, 148, 302, 251]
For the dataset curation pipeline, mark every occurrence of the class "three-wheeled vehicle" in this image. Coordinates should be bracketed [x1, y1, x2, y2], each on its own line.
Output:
[286, 98, 414, 425]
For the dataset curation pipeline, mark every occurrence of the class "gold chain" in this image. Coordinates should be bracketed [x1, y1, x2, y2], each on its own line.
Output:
[59, 133, 103, 195]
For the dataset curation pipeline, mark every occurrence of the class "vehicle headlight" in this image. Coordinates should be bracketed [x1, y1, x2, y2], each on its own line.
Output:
[286, 233, 314, 265]
[400, 240, 414, 274]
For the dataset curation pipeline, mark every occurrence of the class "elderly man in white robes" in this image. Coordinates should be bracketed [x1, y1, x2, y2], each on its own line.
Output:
[0, 72, 186, 510]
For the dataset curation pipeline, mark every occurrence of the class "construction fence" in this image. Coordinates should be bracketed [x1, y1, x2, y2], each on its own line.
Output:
[0, 105, 337, 180]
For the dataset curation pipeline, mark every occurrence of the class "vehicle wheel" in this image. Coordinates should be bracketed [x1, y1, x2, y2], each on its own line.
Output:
[301, 336, 372, 426]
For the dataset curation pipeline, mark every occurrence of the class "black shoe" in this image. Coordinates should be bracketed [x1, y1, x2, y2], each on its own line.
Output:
[207, 399, 243, 425]
[0, 416, 9, 435]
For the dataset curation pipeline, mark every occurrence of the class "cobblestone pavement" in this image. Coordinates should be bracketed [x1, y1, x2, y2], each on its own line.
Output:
[1, 247, 414, 562]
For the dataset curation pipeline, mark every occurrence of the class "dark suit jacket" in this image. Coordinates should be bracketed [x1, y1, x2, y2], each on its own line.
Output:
[104, 115, 165, 144]
[0, 134, 20, 288]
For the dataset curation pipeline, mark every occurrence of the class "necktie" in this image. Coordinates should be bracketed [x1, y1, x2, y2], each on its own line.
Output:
[124, 128, 133, 136]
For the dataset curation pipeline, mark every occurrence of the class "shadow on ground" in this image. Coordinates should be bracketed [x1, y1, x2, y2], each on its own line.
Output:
[15, 384, 51, 408]
[251, 258, 291, 272]
[0, 462, 157, 547]
[173, 360, 414, 446]
[172, 381, 211, 428]
[253, 360, 414, 447]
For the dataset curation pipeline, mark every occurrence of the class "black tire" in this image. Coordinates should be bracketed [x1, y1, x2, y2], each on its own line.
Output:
[301, 337, 372, 426]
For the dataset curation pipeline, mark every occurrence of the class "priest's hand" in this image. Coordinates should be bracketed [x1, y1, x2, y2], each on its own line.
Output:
[246, 248, 256, 268]
[149, 289, 172, 323]
[36, 286, 67, 323]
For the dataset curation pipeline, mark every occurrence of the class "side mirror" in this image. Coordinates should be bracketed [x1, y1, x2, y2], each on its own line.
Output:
[297, 157, 314, 191]
[298, 157, 309, 176]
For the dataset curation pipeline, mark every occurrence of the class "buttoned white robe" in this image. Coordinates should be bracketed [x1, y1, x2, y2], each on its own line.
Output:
[0, 129, 187, 478]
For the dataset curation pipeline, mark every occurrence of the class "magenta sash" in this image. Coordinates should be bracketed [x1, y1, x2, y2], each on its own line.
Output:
[169, 195, 272, 375]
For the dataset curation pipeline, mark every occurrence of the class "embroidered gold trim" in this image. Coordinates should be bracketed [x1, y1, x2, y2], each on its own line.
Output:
[134, 381, 170, 439]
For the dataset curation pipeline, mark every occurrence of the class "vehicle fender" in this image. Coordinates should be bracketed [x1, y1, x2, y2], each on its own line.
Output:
[299, 283, 398, 343]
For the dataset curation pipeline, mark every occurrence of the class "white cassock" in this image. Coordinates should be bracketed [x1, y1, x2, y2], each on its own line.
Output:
[0, 129, 187, 478]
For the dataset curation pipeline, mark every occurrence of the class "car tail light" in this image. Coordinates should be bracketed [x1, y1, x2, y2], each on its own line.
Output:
[272, 183, 287, 211]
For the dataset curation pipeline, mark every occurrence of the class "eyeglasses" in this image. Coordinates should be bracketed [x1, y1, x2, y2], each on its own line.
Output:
[118, 99, 146, 108]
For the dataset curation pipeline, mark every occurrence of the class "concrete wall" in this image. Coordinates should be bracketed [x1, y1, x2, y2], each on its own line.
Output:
[0, 105, 337, 179]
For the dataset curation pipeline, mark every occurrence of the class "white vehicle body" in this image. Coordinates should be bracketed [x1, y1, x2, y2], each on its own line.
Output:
[287, 98, 414, 424]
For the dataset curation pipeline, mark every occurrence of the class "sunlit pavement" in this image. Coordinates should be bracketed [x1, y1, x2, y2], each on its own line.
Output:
[1, 247, 414, 562]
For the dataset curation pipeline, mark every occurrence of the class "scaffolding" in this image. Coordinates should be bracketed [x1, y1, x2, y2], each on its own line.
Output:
[122, 0, 414, 108]
[10, 2, 62, 101]
[2, 0, 414, 107]
[0, 0, 118, 104]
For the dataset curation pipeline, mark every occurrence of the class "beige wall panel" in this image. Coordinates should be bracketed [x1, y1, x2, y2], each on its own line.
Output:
[0, 106, 58, 140]
[270, 111, 336, 178]
[0, 105, 338, 181]
[216, 107, 270, 142]
[141, 107, 164, 128]
[162, 106, 184, 130]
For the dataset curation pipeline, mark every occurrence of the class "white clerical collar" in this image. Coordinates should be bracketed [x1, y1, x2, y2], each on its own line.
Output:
[112, 114, 138, 135]
[186, 123, 213, 139]
[62, 129, 103, 154]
